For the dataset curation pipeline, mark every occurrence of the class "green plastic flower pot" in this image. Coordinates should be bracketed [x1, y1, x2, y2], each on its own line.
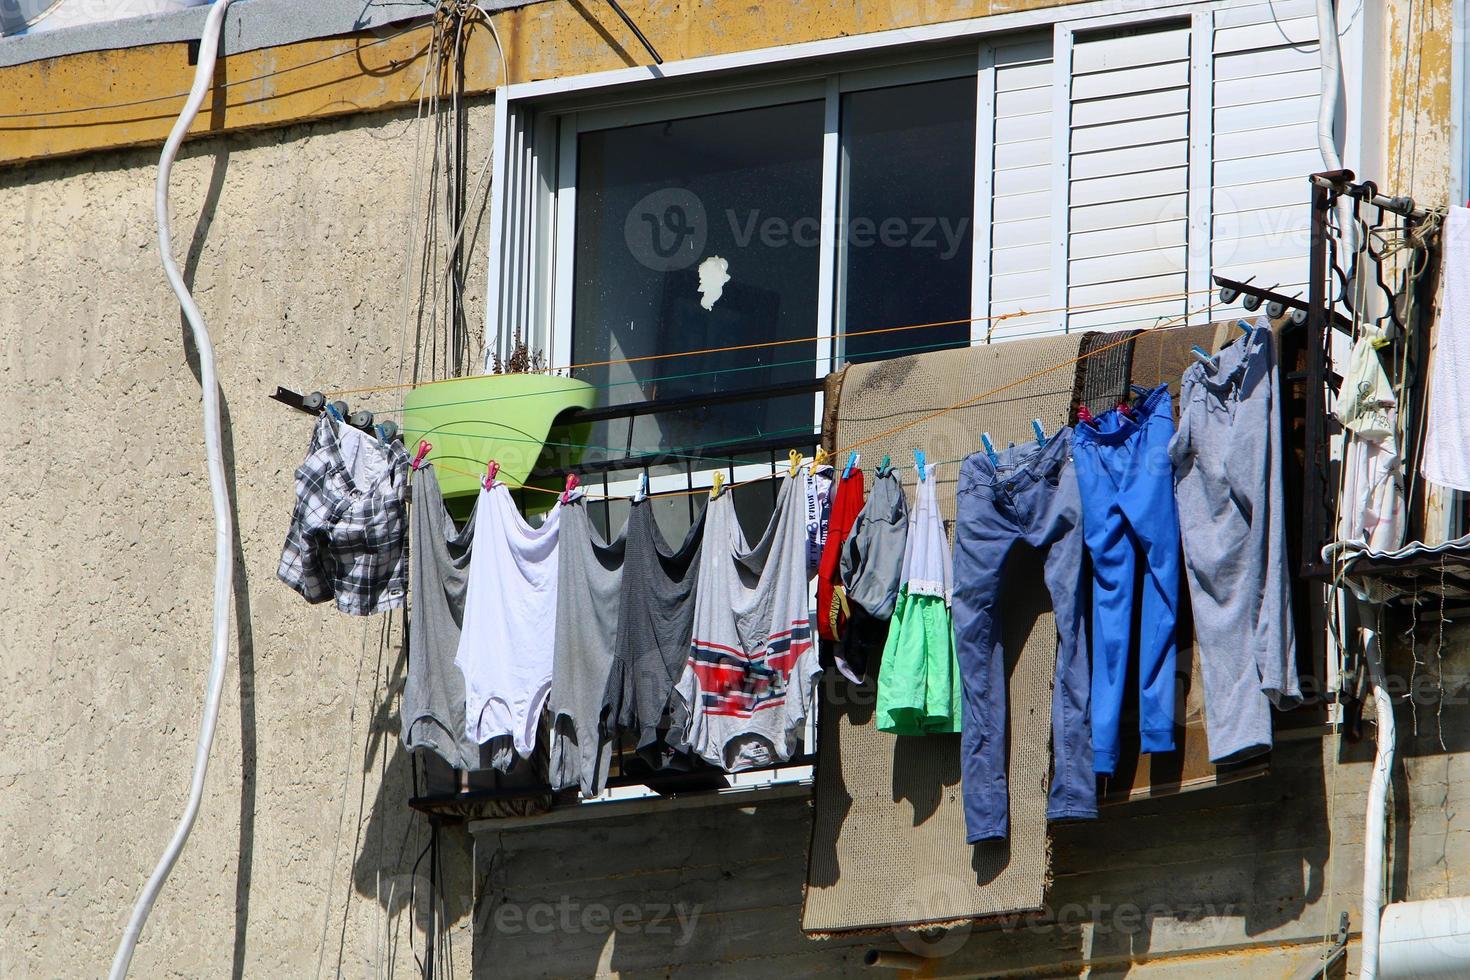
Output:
[401, 373, 596, 505]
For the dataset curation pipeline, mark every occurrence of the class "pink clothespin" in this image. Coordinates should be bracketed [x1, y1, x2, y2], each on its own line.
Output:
[410, 440, 432, 470]
[1076, 405, 1096, 428]
[560, 473, 580, 504]
[482, 460, 500, 491]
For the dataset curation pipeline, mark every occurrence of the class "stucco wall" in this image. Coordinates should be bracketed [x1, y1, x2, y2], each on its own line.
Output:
[467, 707, 1470, 979]
[0, 99, 492, 978]
[1, 0, 1466, 977]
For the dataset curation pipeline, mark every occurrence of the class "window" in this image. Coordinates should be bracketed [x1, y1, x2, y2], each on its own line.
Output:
[483, 0, 1357, 800]
[837, 76, 977, 362]
[497, 3, 1339, 399]
[570, 99, 825, 453]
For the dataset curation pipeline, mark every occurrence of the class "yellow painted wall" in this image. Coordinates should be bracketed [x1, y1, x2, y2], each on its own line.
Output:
[0, 0, 1091, 167]
[1385, 0, 1455, 206]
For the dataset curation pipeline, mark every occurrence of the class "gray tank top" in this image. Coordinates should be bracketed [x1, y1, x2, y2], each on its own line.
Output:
[548, 496, 627, 796]
[401, 466, 480, 769]
[601, 498, 706, 769]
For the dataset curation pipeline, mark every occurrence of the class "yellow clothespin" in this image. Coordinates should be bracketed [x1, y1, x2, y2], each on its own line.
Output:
[710, 472, 725, 499]
[788, 449, 803, 478]
[814, 446, 830, 469]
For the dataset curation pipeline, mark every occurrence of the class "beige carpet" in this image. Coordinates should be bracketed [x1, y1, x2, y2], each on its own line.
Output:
[803, 335, 1084, 933]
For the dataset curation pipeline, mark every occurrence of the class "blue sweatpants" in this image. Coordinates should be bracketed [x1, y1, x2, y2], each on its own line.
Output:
[951, 431, 1097, 843]
[1072, 383, 1180, 775]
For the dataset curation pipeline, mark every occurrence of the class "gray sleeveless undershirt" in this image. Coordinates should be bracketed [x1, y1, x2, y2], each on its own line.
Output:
[401, 465, 480, 769]
[548, 496, 627, 796]
[601, 498, 706, 768]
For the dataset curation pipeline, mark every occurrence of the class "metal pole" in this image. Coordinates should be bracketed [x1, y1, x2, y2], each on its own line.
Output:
[1302, 178, 1332, 575]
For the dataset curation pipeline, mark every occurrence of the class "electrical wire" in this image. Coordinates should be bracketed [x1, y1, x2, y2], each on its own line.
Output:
[0, 15, 436, 123]
[433, 296, 1223, 502]
[321, 286, 1221, 399]
[344, 298, 1213, 426]
[108, 2, 236, 976]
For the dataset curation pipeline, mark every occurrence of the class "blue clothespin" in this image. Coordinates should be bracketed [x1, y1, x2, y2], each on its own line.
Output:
[914, 449, 927, 482]
[981, 433, 999, 465]
[325, 403, 344, 422]
[878, 454, 891, 477]
[1031, 419, 1046, 446]
[843, 452, 860, 480]
[1238, 317, 1253, 335]
[634, 471, 649, 502]
[1191, 345, 1213, 363]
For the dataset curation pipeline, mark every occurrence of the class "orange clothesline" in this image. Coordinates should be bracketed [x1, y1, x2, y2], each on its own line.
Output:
[323, 287, 1220, 399]
[420, 297, 1219, 502]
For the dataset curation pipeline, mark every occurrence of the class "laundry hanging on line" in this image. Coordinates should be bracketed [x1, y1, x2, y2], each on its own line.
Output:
[278, 318, 1309, 833]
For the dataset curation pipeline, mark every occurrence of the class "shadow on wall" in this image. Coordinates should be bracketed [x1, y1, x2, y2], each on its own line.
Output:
[153, 92, 491, 978]
[169, 59, 271, 980]
[340, 633, 478, 980]
[466, 794, 874, 979]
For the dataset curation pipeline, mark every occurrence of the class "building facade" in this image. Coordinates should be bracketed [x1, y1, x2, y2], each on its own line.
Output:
[0, 1, 1464, 977]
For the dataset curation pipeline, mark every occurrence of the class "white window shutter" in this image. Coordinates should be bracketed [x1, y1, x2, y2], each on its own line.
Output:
[980, 37, 1056, 342]
[1209, 0, 1322, 317]
[1064, 21, 1194, 333]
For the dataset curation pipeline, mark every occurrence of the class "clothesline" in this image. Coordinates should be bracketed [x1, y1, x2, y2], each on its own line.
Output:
[322, 286, 1225, 400]
[419, 421, 818, 476]
[329, 293, 1227, 423]
[427, 296, 1220, 501]
[372, 305, 1300, 825]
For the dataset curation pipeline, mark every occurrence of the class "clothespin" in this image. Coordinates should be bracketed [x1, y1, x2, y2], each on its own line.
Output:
[1191, 345, 1213, 363]
[878, 454, 891, 477]
[814, 446, 831, 470]
[560, 473, 580, 504]
[325, 401, 345, 422]
[981, 433, 999, 465]
[842, 452, 860, 480]
[1076, 405, 1096, 428]
[788, 449, 803, 478]
[1237, 318, 1254, 336]
[710, 472, 725, 500]
[482, 459, 499, 491]
[914, 449, 927, 482]
[634, 471, 649, 502]
[410, 440, 432, 471]
[1032, 419, 1046, 446]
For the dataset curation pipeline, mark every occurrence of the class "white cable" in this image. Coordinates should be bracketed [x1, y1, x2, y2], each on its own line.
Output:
[1315, 0, 1357, 251]
[109, 1, 236, 976]
[1360, 611, 1395, 980]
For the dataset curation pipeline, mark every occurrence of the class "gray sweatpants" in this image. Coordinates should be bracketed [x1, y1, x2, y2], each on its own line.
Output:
[1169, 321, 1300, 763]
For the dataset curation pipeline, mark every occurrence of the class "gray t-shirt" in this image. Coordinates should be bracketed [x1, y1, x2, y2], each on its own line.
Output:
[840, 470, 909, 620]
[401, 465, 480, 769]
[548, 495, 627, 796]
[601, 499, 706, 769]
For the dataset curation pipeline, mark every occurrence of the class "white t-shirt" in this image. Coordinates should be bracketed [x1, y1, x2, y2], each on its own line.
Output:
[454, 484, 561, 758]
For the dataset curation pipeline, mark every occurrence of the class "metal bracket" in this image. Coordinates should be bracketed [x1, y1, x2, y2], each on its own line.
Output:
[1289, 911, 1350, 979]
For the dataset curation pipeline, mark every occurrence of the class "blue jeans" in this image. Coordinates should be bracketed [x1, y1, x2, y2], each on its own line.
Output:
[952, 431, 1097, 843]
[1072, 384, 1180, 775]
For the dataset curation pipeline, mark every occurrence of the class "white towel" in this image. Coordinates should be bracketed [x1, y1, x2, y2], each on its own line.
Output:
[1422, 206, 1470, 490]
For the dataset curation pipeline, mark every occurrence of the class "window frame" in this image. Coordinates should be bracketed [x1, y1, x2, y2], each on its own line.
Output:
[484, 0, 1371, 373]
[476, 0, 1373, 803]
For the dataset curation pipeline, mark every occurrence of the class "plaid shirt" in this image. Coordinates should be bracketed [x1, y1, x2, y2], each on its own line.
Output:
[278, 414, 409, 615]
